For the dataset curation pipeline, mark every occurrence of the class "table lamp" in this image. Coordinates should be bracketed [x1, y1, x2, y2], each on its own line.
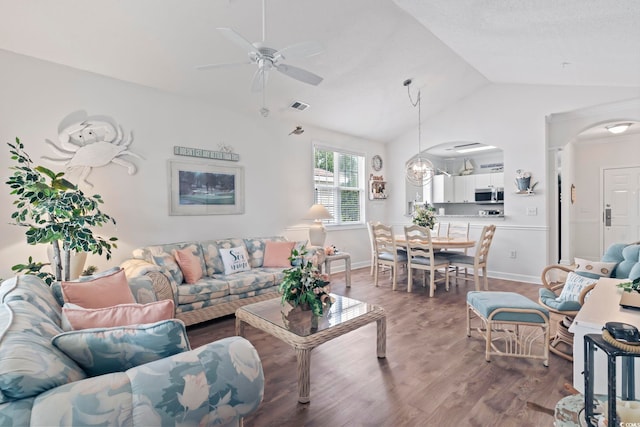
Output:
[303, 204, 333, 246]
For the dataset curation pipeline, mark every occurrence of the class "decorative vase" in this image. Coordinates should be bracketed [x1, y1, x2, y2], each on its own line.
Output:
[282, 303, 317, 335]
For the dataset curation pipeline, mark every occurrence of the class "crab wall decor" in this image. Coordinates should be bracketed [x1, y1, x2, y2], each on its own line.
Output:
[42, 111, 142, 188]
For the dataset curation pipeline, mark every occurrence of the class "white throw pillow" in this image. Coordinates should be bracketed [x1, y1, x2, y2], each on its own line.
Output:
[220, 246, 251, 275]
[574, 257, 617, 279]
[556, 272, 598, 302]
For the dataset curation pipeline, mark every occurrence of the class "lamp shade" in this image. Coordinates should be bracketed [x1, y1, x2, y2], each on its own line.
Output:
[303, 204, 333, 247]
[303, 204, 333, 220]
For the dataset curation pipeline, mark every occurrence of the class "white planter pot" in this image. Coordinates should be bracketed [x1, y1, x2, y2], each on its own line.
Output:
[47, 247, 87, 280]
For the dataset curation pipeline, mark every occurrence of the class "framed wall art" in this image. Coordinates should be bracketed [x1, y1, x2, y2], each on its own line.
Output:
[168, 160, 244, 215]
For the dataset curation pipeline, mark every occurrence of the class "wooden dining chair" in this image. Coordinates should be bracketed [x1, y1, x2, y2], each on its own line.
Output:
[445, 224, 496, 291]
[446, 221, 470, 276]
[403, 224, 450, 296]
[367, 221, 381, 276]
[372, 223, 407, 290]
[437, 222, 450, 238]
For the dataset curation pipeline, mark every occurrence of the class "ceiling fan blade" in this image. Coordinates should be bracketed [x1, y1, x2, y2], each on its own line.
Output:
[276, 41, 324, 61]
[276, 64, 323, 86]
[250, 68, 269, 93]
[216, 27, 259, 55]
[196, 61, 252, 71]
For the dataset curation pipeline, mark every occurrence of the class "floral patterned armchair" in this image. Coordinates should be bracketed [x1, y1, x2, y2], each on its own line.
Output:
[0, 275, 264, 426]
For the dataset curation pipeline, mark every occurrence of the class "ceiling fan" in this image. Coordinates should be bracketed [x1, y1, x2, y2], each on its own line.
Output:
[196, 0, 324, 95]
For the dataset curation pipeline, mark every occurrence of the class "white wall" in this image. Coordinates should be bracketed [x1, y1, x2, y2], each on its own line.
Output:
[387, 84, 639, 282]
[0, 50, 385, 279]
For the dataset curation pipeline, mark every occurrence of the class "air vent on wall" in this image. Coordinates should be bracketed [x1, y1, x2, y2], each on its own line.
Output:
[289, 101, 310, 111]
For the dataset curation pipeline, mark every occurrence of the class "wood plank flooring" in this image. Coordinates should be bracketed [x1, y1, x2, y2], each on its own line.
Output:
[187, 267, 572, 427]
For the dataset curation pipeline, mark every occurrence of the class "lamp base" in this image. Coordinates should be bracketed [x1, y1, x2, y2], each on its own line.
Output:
[308, 221, 327, 247]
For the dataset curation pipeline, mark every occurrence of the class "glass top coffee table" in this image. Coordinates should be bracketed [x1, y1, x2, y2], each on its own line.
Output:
[235, 294, 386, 403]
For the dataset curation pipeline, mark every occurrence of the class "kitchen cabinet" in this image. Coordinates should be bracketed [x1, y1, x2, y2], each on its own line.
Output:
[490, 172, 504, 188]
[432, 172, 505, 204]
[454, 175, 475, 203]
[432, 174, 454, 203]
[475, 172, 504, 189]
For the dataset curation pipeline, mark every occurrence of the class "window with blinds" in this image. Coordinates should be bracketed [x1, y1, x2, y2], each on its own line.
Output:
[313, 146, 364, 225]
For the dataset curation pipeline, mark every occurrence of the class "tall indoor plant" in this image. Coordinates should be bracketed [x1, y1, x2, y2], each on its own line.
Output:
[6, 138, 117, 283]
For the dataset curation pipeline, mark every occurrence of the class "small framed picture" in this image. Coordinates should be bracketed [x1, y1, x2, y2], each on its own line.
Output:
[168, 160, 244, 215]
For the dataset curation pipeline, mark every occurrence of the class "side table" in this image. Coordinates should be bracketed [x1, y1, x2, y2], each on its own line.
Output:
[322, 252, 351, 287]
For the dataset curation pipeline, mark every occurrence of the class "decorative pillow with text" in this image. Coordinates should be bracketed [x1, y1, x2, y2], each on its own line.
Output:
[220, 246, 251, 275]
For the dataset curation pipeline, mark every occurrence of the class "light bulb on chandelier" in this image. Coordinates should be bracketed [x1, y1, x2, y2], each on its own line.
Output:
[404, 78, 435, 185]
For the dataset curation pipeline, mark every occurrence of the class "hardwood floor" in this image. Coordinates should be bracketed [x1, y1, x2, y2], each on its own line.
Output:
[187, 267, 572, 427]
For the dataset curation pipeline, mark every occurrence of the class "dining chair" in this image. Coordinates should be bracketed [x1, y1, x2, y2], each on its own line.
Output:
[403, 224, 450, 296]
[446, 224, 496, 291]
[437, 222, 450, 238]
[446, 221, 470, 276]
[367, 221, 381, 276]
[372, 223, 407, 290]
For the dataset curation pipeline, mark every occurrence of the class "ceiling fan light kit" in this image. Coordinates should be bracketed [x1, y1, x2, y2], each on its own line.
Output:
[196, 0, 324, 116]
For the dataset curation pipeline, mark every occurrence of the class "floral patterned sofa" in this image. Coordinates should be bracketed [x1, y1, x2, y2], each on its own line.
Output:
[122, 236, 323, 326]
[0, 274, 264, 426]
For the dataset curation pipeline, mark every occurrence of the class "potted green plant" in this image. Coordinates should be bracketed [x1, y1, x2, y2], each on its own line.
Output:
[279, 246, 333, 316]
[6, 137, 118, 284]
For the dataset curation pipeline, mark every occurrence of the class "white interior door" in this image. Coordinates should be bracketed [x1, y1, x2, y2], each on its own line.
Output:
[603, 167, 640, 252]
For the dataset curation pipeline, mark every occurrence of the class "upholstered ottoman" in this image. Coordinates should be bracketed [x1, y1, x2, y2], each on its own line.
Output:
[466, 291, 550, 366]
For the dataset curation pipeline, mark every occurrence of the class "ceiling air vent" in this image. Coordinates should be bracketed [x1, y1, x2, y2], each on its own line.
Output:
[289, 101, 310, 111]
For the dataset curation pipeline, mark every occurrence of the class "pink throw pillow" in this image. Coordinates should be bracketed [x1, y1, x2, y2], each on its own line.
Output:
[62, 299, 175, 330]
[61, 268, 135, 309]
[173, 248, 203, 284]
[263, 241, 296, 268]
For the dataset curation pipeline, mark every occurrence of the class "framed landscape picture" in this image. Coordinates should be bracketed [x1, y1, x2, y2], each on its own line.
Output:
[169, 160, 244, 215]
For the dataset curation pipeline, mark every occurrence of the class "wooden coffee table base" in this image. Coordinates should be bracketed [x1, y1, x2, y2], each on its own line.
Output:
[236, 300, 386, 403]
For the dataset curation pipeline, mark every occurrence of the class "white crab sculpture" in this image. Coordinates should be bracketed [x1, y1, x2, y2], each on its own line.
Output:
[43, 117, 142, 188]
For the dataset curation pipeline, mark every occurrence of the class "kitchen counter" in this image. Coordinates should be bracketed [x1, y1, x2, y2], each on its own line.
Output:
[436, 214, 505, 220]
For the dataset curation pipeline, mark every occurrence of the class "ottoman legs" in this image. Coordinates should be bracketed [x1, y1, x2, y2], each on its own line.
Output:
[467, 294, 550, 367]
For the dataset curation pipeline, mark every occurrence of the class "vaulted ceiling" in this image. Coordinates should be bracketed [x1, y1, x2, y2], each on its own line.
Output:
[1, 0, 638, 142]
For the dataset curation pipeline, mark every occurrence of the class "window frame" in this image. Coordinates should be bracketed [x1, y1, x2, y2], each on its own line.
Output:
[312, 143, 366, 227]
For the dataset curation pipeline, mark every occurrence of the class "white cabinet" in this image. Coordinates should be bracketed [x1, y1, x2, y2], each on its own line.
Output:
[432, 174, 454, 203]
[475, 172, 504, 189]
[490, 172, 504, 188]
[454, 175, 475, 203]
[433, 172, 505, 204]
[474, 174, 491, 189]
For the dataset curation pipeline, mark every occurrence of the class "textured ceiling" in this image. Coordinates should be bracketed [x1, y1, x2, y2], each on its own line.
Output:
[0, 0, 638, 142]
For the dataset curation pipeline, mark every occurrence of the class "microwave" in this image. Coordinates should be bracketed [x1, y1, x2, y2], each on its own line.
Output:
[475, 187, 504, 204]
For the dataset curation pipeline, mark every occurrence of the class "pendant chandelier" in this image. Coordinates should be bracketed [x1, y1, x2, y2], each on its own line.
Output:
[404, 79, 435, 186]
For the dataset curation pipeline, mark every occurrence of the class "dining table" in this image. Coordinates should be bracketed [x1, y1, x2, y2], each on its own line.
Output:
[394, 235, 476, 250]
